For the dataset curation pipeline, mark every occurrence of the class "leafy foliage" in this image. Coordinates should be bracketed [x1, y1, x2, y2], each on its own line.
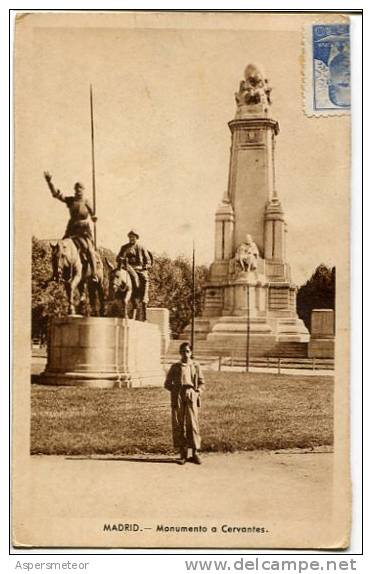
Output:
[31, 237, 68, 342]
[296, 264, 335, 330]
[149, 255, 208, 337]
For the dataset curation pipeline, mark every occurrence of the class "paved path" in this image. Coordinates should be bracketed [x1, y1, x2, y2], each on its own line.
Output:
[14, 450, 342, 549]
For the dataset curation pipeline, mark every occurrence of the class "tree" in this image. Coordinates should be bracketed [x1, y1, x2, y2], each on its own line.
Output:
[31, 236, 68, 342]
[296, 264, 335, 331]
[149, 255, 208, 337]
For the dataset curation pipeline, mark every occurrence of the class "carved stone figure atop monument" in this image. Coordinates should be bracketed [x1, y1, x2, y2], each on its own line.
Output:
[235, 64, 272, 110]
[183, 64, 309, 355]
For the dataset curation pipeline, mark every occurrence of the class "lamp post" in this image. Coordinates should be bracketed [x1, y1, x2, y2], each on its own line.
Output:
[191, 241, 196, 354]
[246, 284, 250, 373]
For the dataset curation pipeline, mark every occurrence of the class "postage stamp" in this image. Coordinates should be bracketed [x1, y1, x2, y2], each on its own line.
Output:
[304, 23, 350, 116]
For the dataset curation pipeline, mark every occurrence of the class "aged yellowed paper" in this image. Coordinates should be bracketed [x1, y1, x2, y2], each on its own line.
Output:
[13, 11, 350, 549]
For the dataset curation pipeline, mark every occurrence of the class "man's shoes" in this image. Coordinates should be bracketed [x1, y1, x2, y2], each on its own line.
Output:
[191, 451, 202, 465]
[178, 448, 187, 465]
[178, 449, 202, 465]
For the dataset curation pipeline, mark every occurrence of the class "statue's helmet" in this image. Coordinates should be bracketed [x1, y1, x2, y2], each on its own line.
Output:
[74, 182, 85, 195]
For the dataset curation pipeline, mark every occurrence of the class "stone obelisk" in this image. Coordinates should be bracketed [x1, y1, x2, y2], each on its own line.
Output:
[187, 64, 309, 355]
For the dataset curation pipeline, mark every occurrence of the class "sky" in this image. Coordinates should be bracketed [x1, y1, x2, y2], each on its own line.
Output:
[19, 12, 350, 285]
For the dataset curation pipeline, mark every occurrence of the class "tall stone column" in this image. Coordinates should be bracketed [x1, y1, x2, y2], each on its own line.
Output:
[226, 64, 279, 255]
[190, 64, 309, 350]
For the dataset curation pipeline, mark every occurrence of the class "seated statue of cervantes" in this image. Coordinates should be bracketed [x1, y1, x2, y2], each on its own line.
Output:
[235, 234, 259, 272]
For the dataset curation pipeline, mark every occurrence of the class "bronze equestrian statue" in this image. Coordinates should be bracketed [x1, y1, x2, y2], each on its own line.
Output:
[44, 172, 104, 315]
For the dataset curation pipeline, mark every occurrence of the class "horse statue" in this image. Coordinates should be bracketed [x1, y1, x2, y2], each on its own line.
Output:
[106, 258, 147, 320]
[50, 238, 105, 316]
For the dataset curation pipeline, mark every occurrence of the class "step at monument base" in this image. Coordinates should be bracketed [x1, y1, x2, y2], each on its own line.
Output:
[175, 314, 309, 358]
[167, 339, 308, 359]
[273, 317, 310, 343]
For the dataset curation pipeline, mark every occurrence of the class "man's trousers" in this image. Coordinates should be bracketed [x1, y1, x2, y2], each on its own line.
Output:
[171, 387, 201, 451]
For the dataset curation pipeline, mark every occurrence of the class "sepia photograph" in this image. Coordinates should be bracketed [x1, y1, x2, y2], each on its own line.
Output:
[12, 11, 351, 549]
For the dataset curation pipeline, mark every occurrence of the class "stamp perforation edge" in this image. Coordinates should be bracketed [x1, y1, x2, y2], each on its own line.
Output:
[303, 18, 351, 118]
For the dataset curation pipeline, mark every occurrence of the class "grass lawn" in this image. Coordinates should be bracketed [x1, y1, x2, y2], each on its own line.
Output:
[31, 372, 333, 455]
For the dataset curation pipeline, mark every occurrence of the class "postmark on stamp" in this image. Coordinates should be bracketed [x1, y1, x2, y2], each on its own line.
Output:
[304, 23, 350, 116]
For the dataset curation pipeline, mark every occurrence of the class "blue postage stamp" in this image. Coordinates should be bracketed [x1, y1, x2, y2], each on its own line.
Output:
[305, 23, 350, 115]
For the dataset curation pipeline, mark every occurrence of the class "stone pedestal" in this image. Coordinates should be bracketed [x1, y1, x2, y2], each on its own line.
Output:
[308, 339, 334, 358]
[308, 309, 335, 358]
[40, 316, 165, 388]
[147, 307, 170, 356]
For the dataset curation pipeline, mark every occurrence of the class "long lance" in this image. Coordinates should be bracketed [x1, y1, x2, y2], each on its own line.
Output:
[191, 241, 196, 354]
[90, 84, 97, 248]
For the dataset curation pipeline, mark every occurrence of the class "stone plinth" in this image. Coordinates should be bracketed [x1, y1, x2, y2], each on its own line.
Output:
[308, 339, 335, 358]
[310, 309, 335, 338]
[206, 316, 276, 348]
[40, 316, 165, 388]
[147, 307, 170, 356]
[308, 309, 335, 359]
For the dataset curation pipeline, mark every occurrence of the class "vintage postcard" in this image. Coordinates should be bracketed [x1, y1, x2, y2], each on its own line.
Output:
[13, 12, 351, 549]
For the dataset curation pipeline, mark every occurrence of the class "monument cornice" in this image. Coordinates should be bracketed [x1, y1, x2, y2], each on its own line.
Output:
[228, 117, 279, 135]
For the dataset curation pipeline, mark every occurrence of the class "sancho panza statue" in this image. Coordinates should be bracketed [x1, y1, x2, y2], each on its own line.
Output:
[116, 230, 153, 321]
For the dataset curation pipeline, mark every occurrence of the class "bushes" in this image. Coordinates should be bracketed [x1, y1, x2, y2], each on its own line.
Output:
[297, 264, 335, 330]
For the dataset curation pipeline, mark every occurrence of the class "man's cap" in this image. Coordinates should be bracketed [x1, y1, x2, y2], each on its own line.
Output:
[74, 182, 84, 191]
[127, 230, 140, 239]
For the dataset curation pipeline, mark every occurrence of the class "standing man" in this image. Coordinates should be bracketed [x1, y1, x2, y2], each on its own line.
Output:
[44, 171, 98, 281]
[116, 230, 153, 320]
[164, 342, 205, 465]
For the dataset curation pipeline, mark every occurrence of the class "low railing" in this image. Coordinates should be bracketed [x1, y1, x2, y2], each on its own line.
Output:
[163, 353, 334, 373]
[217, 356, 334, 373]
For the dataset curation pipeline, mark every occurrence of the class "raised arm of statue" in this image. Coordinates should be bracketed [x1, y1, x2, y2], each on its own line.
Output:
[44, 171, 65, 202]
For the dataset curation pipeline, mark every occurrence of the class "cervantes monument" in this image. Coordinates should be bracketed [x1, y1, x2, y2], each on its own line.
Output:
[189, 65, 309, 355]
